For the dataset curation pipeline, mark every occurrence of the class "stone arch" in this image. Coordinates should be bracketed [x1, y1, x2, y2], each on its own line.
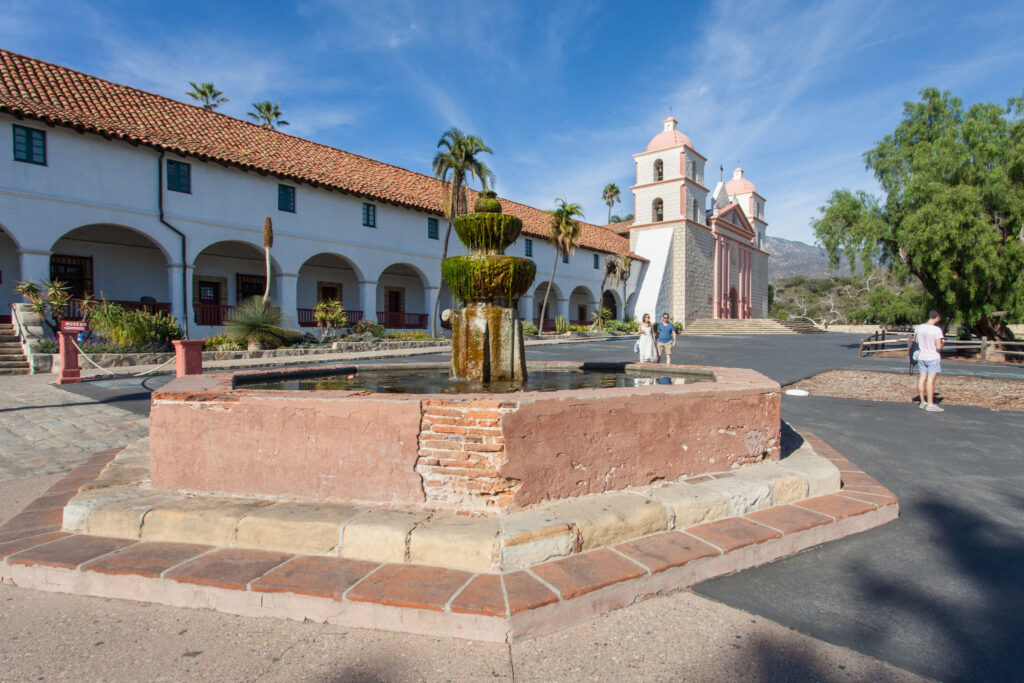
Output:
[532, 281, 562, 330]
[297, 252, 365, 327]
[652, 198, 664, 223]
[569, 285, 595, 325]
[0, 223, 22, 320]
[377, 262, 429, 329]
[654, 158, 664, 182]
[625, 291, 638, 321]
[192, 240, 279, 327]
[602, 289, 622, 320]
[50, 224, 172, 311]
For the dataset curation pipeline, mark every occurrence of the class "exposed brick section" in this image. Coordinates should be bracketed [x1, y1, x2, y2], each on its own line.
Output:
[415, 399, 522, 511]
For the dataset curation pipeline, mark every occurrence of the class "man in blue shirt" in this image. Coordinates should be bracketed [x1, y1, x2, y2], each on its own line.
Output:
[656, 312, 677, 364]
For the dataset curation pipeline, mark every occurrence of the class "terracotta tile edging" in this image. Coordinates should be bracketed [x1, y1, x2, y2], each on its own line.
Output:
[0, 433, 899, 641]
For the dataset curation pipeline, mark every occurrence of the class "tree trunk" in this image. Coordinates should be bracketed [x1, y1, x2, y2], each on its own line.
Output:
[263, 247, 272, 303]
[592, 273, 608, 330]
[537, 252, 559, 334]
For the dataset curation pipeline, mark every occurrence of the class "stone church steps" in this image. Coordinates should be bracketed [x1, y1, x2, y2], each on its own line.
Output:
[681, 318, 826, 335]
[0, 325, 30, 375]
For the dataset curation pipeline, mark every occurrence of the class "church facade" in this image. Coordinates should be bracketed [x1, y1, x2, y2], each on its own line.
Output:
[627, 117, 769, 325]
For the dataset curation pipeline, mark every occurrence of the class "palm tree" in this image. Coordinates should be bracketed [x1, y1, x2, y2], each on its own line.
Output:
[429, 127, 495, 336]
[248, 101, 289, 129]
[537, 198, 584, 332]
[186, 82, 228, 110]
[602, 183, 621, 224]
[609, 213, 634, 223]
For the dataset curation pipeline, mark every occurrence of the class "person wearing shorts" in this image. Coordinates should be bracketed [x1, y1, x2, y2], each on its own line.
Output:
[915, 310, 945, 412]
[656, 313, 676, 364]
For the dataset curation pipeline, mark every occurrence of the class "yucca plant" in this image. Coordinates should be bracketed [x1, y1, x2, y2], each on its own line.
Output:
[313, 299, 347, 340]
[225, 297, 287, 350]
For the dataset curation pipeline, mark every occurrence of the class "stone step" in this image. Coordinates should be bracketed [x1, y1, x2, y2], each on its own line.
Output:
[0, 367, 30, 375]
[0, 360, 30, 369]
[682, 318, 826, 335]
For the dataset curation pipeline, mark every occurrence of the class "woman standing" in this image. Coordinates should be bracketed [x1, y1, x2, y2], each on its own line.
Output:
[637, 313, 658, 362]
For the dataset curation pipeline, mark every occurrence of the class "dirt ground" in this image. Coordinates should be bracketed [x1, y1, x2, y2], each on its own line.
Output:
[787, 370, 1024, 412]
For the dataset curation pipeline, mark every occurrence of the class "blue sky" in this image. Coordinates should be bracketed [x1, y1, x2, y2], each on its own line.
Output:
[3, 0, 1023, 244]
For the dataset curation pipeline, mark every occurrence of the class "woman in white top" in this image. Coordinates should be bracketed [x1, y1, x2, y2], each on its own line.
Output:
[637, 313, 658, 362]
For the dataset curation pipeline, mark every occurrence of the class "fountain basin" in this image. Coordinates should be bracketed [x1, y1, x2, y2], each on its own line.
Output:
[150, 362, 781, 513]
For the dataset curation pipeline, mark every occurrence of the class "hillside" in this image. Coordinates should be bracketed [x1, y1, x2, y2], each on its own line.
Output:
[765, 235, 858, 281]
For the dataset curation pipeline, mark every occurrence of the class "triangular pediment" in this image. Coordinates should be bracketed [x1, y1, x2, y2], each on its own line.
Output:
[711, 203, 756, 240]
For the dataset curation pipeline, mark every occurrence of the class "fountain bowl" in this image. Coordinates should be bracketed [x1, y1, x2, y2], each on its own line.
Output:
[150, 361, 780, 514]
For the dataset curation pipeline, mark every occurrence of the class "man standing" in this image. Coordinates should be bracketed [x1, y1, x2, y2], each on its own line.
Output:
[656, 313, 677, 364]
[915, 309, 945, 412]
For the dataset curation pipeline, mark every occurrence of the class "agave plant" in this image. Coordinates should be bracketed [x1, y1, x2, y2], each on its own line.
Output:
[14, 278, 72, 334]
[225, 297, 288, 350]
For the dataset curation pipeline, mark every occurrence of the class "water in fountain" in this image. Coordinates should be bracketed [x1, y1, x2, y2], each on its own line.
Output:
[442, 190, 536, 382]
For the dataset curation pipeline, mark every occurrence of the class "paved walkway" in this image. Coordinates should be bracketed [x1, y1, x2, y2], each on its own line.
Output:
[3, 333, 1021, 680]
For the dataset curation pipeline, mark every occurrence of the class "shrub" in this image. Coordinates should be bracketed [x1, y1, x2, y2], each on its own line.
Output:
[88, 302, 183, 346]
[343, 332, 377, 343]
[555, 315, 568, 333]
[351, 319, 386, 338]
[521, 321, 538, 336]
[203, 333, 243, 351]
[568, 324, 590, 332]
[385, 331, 439, 340]
[604, 319, 635, 333]
[33, 338, 58, 354]
[225, 297, 288, 349]
[314, 299, 347, 338]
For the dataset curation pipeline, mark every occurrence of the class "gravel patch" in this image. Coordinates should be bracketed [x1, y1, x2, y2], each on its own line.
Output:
[787, 370, 1024, 412]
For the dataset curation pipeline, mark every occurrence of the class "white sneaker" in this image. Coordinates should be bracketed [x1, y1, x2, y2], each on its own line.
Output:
[919, 402, 927, 410]
[925, 404, 945, 412]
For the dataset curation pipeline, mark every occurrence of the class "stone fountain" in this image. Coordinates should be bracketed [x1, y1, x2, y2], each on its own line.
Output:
[442, 190, 536, 382]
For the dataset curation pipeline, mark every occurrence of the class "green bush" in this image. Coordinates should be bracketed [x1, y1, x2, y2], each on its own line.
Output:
[385, 331, 440, 340]
[202, 333, 243, 351]
[343, 332, 377, 343]
[555, 315, 568, 333]
[33, 338, 58, 354]
[225, 297, 288, 349]
[351, 319, 386, 338]
[603, 319, 636, 333]
[521, 321, 539, 336]
[88, 302, 183, 346]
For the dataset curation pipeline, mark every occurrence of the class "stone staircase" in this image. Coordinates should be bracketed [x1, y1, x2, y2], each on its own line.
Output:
[0, 323, 31, 375]
[682, 318, 827, 335]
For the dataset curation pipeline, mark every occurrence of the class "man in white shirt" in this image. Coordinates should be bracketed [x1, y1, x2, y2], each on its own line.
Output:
[915, 309, 946, 412]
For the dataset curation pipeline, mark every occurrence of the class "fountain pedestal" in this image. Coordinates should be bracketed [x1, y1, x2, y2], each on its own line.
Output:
[450, 304, 527, 381]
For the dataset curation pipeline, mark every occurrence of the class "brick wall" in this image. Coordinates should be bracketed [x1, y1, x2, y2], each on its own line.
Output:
[415, 399, 521, 512]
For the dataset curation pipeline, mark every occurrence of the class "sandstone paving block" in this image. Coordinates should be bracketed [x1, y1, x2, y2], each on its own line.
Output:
[340, 509, 429, 563]
[141, 498, 273, 546]
[548, 493, 670, 551]
[251, 555, 379, 599]
[731, 462, 808, 504]
[500, 509, 574, 570]
[345, 564, 474, 611]
[686, 517, 783, 553]
[62, 484, 141, 532]
[614, 530, 720, 574]
[774, 452, 842, 497]
[86, 492, 185, 538]
[235, 502, 364, 555]
[449, 574, 507, 616]
[649, 482, 728, 528]
[80, 541, 212, 578]
[696, 477, 773, 517]
[8, 534, 136, 569]
[409, 515, 500, 571]
[164, 547, 293, 590]
[529, 547, 647, 600]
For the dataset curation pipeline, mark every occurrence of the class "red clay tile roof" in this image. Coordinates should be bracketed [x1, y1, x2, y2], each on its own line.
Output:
[602, 218, 634, 235]
[0, 49, 642, 261]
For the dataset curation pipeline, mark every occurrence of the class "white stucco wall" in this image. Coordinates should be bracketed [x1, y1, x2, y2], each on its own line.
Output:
[0, 227, 21, 314]
[632, 227, 673, 321]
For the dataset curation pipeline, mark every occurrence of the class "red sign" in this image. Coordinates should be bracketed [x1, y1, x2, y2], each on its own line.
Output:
[60, 320, 89, 333]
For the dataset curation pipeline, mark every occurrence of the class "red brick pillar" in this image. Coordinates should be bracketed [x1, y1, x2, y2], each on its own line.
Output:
[172, 340, 204, 377]
[57, 331, 82, 384]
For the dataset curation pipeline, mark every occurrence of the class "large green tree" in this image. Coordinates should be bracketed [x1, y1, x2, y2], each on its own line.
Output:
[429, 128, 495, 336]
[537, 198, 584, 331]
[247, 101, 289, 129]
[813, 88, 1024, 339]
[602, 183, 621, 223]
[186, 82, 228, 110]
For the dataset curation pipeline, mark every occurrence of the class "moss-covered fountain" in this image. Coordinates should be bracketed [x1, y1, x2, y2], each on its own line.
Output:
[441, 190, 536, 382]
